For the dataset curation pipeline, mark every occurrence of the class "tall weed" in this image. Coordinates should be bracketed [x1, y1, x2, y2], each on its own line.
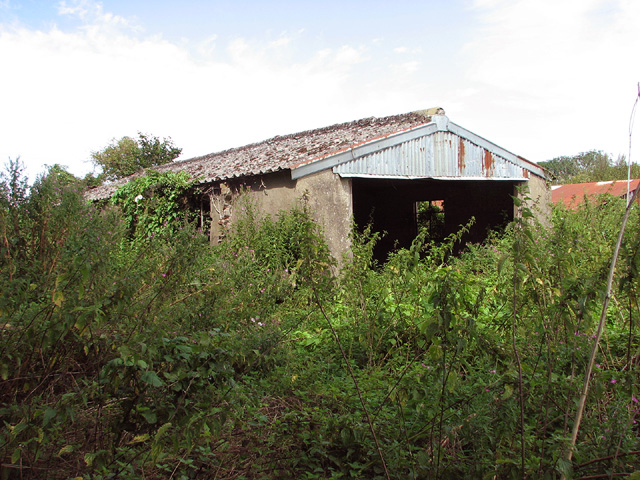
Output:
[2, 165, 639, 479]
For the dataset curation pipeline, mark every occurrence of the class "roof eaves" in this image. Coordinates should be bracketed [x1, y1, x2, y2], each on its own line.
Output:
[336, 173, 528, 181]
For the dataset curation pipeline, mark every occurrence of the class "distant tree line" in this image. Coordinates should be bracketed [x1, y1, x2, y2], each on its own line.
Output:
[539, 150, 640, 184]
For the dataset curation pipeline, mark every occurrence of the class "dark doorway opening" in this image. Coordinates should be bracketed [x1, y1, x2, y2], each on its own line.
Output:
[352, 178, 518, 263]
[415, 200, 445, 243]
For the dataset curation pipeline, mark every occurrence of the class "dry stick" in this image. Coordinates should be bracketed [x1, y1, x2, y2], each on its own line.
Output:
[313, 289, 391, 480]
[577, 450, 640, 469]
[573, 474, 631, 480]
[562, 184, 640, 474]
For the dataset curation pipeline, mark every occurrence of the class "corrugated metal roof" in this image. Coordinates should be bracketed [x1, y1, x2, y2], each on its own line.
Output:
[292, 114, 544, 180]
[552, 179, 640, 208]
[85, 107, 544, 201]
[333, 131, 529, 180]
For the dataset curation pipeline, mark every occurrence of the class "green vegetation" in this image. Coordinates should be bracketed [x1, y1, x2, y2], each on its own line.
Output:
[416, 201, 445, 243]
[1, 160, 640, 479]
[539, 150, 640, 184]
[89, 133, 182, 183]
[110, 170, 198, 239]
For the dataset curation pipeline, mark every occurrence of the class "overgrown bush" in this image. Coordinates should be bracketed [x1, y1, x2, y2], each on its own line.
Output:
[1, 164, 639, 479]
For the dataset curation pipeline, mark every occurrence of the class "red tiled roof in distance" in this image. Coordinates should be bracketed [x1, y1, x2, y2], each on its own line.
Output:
[551, 179, 640, 208]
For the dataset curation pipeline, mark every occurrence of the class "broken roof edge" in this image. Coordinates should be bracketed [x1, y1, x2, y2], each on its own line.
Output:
[291, 115, 547, 180]
[84, 171, 145, 202]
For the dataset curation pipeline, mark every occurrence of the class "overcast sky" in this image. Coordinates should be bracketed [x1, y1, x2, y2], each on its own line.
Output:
[1, 0, 639, 181]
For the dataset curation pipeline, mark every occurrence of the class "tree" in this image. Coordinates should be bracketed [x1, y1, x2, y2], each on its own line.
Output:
[0, 157, 29, 209]
[91, 132, 182, 182]
[1, 161, 84, 279]
[539, 150, 640, 184]
[0, 158, 29, 257]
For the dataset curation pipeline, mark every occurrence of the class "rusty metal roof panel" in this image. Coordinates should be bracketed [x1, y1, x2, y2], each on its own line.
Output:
[333, 130, 528, 180]
[453, 133, 526, 179]
[85, 108, 543, 201]
[333, 135, 436, 177]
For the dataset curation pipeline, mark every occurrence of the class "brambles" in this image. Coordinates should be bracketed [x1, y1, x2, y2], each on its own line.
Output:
[1, 164, 639, 479]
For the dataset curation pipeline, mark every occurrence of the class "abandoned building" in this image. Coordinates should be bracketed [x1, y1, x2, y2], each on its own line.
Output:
[86, 108, 550, 262]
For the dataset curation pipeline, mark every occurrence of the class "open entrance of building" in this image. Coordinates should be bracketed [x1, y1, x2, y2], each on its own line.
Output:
[415, 199, 446, 243]
[352, 178, 519, 263]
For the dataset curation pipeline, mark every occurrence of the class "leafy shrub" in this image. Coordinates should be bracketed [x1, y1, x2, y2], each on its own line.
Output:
[111, 170, 197, 240]
[2, 163, 640, 479]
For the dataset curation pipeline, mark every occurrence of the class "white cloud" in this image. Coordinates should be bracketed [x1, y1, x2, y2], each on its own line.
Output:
[13, 0, 634, 182]
[0, 4, 425, 180]
[196, 34, 218, 59]
[332, 45, 367, 67]
[269, 36, 291, 48]
[394, 46, 422, 55]
[58, 0, 136, 32]
[459, 0, 640, 162]
[390, 61, 420, 75]
[58, 0, 94, 19]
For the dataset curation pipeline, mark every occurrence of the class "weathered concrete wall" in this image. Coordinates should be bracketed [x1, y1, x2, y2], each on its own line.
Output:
[515, 173, 551, 224]
[208, 169, 353, 263]
[207, 168, 550, 265]
[295, 169, 353, 264]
